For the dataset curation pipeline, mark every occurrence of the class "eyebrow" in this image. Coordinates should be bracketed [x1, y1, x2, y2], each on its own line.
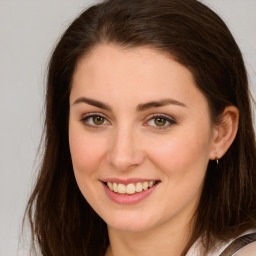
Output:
[72, 97, 186, 111]
[72, 97, 112, 111]
[136, 99, 186, 111]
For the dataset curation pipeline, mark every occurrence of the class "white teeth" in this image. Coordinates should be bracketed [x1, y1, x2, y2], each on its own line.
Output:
[136, 182, 143, 192]
[106, 181, 157, 194]
[117, 184, 126, 194]
[107, 182, 113, 190]
[143, 182, 149, 190]
[127, 183, 136, 194]
[113, 182, 118, 192]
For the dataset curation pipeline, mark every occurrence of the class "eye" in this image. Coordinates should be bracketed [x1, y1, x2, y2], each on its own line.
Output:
[145, 114, 176, 129]
[152, 117, 167, 126]
[81, 114, 109, 127]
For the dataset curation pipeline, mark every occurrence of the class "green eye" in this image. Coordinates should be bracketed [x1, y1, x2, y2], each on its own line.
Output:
[146, 115, 176, 129]
[81, 114, 108, 127]
[92, 116, 105, 125]
[154, 117, 167, 126]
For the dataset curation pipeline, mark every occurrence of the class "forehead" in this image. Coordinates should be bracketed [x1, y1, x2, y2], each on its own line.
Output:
[71, 44, 207, 110]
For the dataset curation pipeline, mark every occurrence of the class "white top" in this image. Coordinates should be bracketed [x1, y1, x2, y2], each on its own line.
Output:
[186, 230, 256, 256]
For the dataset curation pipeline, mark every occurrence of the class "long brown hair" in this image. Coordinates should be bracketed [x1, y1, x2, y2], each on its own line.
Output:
[24, 0, 256, 255]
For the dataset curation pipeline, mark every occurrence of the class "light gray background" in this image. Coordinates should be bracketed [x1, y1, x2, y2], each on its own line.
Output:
[0, 1, 255, 255]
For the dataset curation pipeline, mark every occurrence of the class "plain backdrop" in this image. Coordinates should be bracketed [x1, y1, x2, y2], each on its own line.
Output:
[0, 1, 255, 255]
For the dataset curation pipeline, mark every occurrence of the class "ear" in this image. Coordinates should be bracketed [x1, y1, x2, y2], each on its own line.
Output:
[209, 106, 239, 161]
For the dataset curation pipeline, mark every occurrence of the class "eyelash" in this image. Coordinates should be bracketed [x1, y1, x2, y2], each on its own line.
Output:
[80, 113, 176, 130]
[81, 113, 110, 128]
[144, 114, 176, 129]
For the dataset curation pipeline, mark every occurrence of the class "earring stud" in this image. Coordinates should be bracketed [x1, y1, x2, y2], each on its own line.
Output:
[215, 154, 219, 164]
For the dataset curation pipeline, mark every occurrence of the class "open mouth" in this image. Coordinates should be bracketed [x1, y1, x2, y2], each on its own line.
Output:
[103, 180, 160, 195]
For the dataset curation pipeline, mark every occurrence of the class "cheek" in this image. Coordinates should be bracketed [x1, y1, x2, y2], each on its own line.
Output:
[69, 129, 105, 176]
[147, 128, 212, 176]
[69, 128, 108, 207]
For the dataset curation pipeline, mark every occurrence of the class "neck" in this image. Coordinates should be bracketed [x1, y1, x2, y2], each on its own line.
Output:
[105, 218, 193, 256]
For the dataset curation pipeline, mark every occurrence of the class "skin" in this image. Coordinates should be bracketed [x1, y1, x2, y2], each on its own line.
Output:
[69, 44, 239, 256]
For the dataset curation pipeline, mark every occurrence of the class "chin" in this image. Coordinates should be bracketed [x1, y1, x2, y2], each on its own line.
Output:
[102, 210, 160, 233]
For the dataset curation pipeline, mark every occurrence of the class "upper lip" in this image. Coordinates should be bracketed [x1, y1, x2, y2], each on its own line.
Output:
[101, 178, 159, 185]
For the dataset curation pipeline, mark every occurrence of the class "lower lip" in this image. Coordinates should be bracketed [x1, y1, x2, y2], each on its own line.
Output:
[102, 182, 159, 205]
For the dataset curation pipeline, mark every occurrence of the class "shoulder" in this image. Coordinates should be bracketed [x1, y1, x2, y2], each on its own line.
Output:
[186, 229, 256, 256]
[224, 231, 256, 256]
[233, 241, 256, 256]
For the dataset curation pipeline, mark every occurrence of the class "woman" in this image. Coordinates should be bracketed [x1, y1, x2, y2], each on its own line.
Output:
[24, 0, 256, 255]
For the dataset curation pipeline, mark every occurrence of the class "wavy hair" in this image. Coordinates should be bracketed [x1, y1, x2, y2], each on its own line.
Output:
[24, 0, 256, 255]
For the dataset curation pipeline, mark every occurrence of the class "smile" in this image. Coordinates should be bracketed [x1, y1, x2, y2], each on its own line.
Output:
[106, 181, 157, 195]
[102, 178, 160, 204]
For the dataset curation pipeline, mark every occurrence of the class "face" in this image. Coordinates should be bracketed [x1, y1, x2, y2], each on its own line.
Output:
[69, 44, 216, 233]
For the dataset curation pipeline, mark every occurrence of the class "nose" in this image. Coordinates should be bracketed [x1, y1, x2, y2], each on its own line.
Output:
[107, 126, 145, 171]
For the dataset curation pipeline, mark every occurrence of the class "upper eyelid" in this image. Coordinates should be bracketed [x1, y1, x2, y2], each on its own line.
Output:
[81, 112, 108, 120]
[80, 114, 111, 129]
[144, 114, 176, 128]
[145, 113, 176, 122]
[81, 112, 111, 124]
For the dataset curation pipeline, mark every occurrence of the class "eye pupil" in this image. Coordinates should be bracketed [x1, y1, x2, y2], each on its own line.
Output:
[93, 116, 104, 125]
[154, 117, 166, 126]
